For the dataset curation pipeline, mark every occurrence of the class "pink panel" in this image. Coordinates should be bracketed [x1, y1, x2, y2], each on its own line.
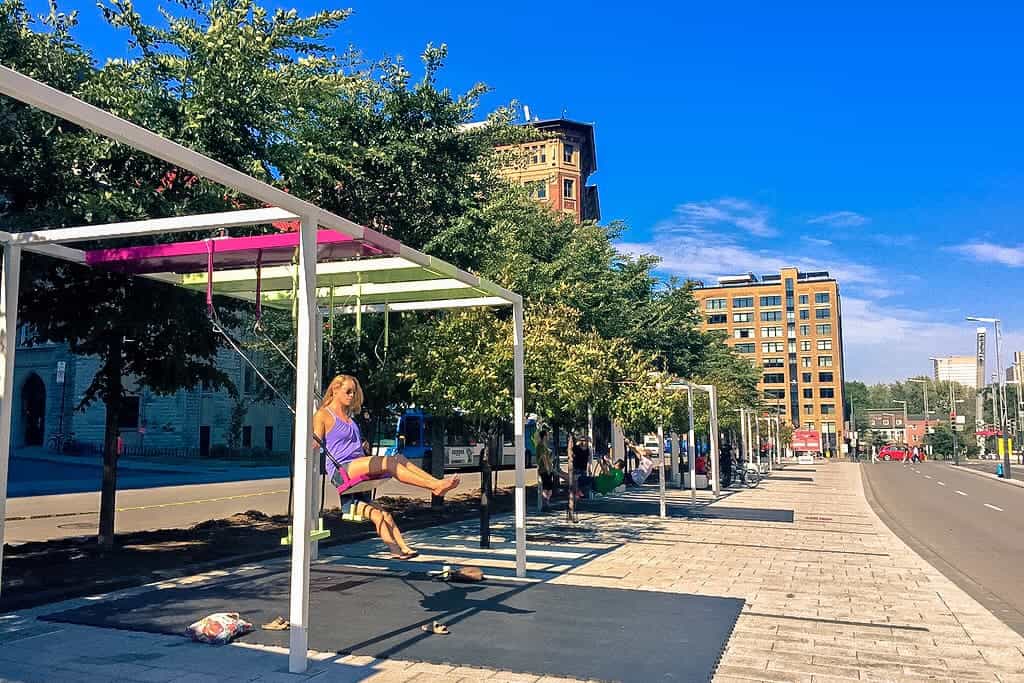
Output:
[85, 230, 391, 274]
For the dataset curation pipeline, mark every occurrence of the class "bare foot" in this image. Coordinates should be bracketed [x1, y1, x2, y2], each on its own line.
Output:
[432, 475, 461, 497]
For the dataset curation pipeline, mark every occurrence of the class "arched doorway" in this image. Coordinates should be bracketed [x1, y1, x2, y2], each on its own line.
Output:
[21, 373, 45, 446]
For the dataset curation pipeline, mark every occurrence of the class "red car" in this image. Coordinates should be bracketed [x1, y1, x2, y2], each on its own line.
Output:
[879, 445, 908, 461]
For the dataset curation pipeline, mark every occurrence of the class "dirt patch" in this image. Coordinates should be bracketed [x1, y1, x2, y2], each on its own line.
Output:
[1, 487, 525, 612]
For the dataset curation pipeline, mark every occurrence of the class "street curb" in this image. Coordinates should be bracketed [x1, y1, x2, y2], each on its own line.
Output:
[950, 463, 1024, 489]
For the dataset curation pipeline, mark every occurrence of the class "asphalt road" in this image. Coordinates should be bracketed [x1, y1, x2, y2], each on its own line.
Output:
[4, 468, 537, 544]
[862, 460, 1024, 635]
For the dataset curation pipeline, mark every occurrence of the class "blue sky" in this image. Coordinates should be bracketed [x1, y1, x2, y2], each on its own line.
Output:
[25, 0, 1024, 383]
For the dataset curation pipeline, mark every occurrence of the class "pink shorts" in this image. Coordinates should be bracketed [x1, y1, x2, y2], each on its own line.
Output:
[331, 460, 390, 495]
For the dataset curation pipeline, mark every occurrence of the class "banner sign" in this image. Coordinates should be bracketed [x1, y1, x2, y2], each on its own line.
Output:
[792, 429, 820, 451]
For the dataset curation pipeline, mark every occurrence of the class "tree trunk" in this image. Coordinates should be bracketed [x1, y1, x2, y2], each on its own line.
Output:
[98, 339, 124, 550]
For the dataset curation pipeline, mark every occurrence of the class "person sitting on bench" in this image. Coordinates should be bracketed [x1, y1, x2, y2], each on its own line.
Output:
[314, 374, 461, 560]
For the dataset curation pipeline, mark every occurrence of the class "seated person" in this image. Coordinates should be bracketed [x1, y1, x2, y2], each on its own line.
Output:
[695, 453, 707, 475]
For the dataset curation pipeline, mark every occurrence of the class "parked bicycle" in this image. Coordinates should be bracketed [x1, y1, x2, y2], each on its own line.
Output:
[722, 456, 761, 488]
[46, 431, 76, 453]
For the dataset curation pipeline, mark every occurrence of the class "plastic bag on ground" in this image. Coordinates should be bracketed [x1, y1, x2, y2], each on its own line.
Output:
[186, 612, 255, 645]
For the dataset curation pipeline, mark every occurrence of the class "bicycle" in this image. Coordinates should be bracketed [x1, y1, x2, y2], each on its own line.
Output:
[723, 456, 761, 488]
[45, 431, 76, 453]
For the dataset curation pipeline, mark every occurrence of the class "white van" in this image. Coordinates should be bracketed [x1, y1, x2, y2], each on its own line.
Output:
[643, 434, 660, 455]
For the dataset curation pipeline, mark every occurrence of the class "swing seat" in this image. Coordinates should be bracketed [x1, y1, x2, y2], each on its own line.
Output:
[337, 479, 388, 522]
[280, 517, 332, 546]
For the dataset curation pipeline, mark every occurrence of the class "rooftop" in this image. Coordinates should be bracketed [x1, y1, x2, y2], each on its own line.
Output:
[693, 270, 834, 289]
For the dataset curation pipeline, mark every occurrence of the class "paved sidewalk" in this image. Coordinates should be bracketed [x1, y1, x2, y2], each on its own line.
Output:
[2, 462, 1023, 681]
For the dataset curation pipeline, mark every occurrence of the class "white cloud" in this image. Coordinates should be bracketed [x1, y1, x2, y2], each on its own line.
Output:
[840, 297, 1024, 383]
[949, 242, 1024, 268]
[672, 198, 776, 237]
[807, 211, 869, 227]
[800, 236, 833, 247]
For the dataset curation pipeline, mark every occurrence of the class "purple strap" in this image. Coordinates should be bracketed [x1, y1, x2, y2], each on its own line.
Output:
[255, 249, 263, 322]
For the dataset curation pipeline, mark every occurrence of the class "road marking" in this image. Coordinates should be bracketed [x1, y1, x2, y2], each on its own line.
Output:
[985, 503, 1004, 511]
[956, 490, 968, 496]
[925, 475, 932, 479]
[937, 481, 946, 486]
[5, 488, 289, 521]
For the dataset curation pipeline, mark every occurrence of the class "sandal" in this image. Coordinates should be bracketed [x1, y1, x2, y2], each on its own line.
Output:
[420, 620, 449, 635]
[390, 549, 419, 560]
[261, 616, 290, 631]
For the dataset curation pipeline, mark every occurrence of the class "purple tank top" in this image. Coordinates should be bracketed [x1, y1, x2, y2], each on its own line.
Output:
[323, 408, 363, 476]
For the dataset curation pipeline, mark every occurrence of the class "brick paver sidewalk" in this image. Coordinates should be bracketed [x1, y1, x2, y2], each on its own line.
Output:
[1, 462, 1022, 682]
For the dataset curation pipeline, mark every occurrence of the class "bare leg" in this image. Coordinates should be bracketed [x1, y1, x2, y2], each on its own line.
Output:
[345, 455, 461, 497]
[355, 501, 415, 557]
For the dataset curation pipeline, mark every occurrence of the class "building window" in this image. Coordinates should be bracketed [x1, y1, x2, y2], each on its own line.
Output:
[815, 308, 831, 319]
[816, 324, 832, 335]
[536, 183, 547, 199]
[815, 292, 831, 304]
[735, 343, 756, 354]
[761, 311, 782, 321]
[118, 396, 141, 430]
[764, 389, 786, 399]
[761, 326, 782, 337]
[818, 372, 834, 382]
[706, 298, 727, 311]
[763, 373, 786, 384]
[788, 341, 797, 352]
[803, 388, 813, 398]
[242, 425, 252, 448]
[760, 295, 782, 307]
[821, 404, 836, 415]
[244, 365, 258, 395]
[734, 328, 754, 339]
[800, 340, 811, 351]
[707, 314, 727, 325]
[763, 358, 784, 368]
[802, 372, 812, 382]
[820, 387, 835, 398]
[733, 312, 753, 323]
[762, 342, 784, 353]
[801, 356, 811, 368]
[563, 178, 574, 199]
[818, 355, 833, 367]
[799, 294, 808, 305]
[799, 309, 809, 320]
[817, 339, 833, 350]
[803, 421, 815, 430]
[563, 143, 575, 164]
[804, 405, 814, 415]
[265, 426, 274, 451]
[799, 324, 809, 336]
[732, 297, 754, 308]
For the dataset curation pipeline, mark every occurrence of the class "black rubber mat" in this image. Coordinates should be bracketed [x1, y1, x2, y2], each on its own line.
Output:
[42, 565, 744, 682]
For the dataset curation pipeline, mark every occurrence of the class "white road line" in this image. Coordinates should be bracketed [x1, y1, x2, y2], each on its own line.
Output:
[956, 490, 968, 496]
[925, 475, 932, 479]
[985, 503, 1004, 512]
[938, 481, 946, 486]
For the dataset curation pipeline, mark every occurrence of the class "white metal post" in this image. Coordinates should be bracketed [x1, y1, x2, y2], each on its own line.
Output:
[512, 301, 526, 578]
[310, 307, 323, 562]
[288, 215, 318, 674]
[705, 385, 721, 498]
[657, 416, 666, 519]
[755, 414, 762, 472]
[587, 404, 594, 467]
[687, 386, 696, 504]
[0, 245, 22, 598]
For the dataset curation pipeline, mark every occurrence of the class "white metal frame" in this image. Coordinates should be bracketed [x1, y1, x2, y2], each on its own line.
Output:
[663, 381, 721, 512]
[0, 65, 528, 674]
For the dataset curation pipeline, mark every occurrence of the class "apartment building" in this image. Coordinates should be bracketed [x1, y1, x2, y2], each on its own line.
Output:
[933, 355, 978, 388]
[494, 117, 600, 223]
[692, 268, 847, 454]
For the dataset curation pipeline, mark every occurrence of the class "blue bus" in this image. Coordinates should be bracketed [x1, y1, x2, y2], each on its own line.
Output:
[386, 409, 537, 470]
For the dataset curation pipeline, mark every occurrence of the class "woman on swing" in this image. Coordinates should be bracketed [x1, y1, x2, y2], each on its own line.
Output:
[314, 374, 462, 560]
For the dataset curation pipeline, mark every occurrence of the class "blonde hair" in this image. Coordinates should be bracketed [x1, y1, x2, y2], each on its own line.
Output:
[320, 374, 363, 415]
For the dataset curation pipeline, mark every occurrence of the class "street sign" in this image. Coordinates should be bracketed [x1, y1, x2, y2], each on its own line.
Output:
[55, 360, 66, 385]
[792, 429, 820, 451]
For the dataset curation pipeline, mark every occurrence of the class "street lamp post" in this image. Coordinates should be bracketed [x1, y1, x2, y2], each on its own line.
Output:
[968, 316, 1010, 478]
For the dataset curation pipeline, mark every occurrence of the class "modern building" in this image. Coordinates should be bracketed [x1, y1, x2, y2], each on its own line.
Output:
[493, 114, 600, 223]
[10, 328, 292, 457]
[904, 415, 935, 448]
[864, 409, 906, 443]
[933, 356, 978, 388]
[692, 268, 846, 454]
